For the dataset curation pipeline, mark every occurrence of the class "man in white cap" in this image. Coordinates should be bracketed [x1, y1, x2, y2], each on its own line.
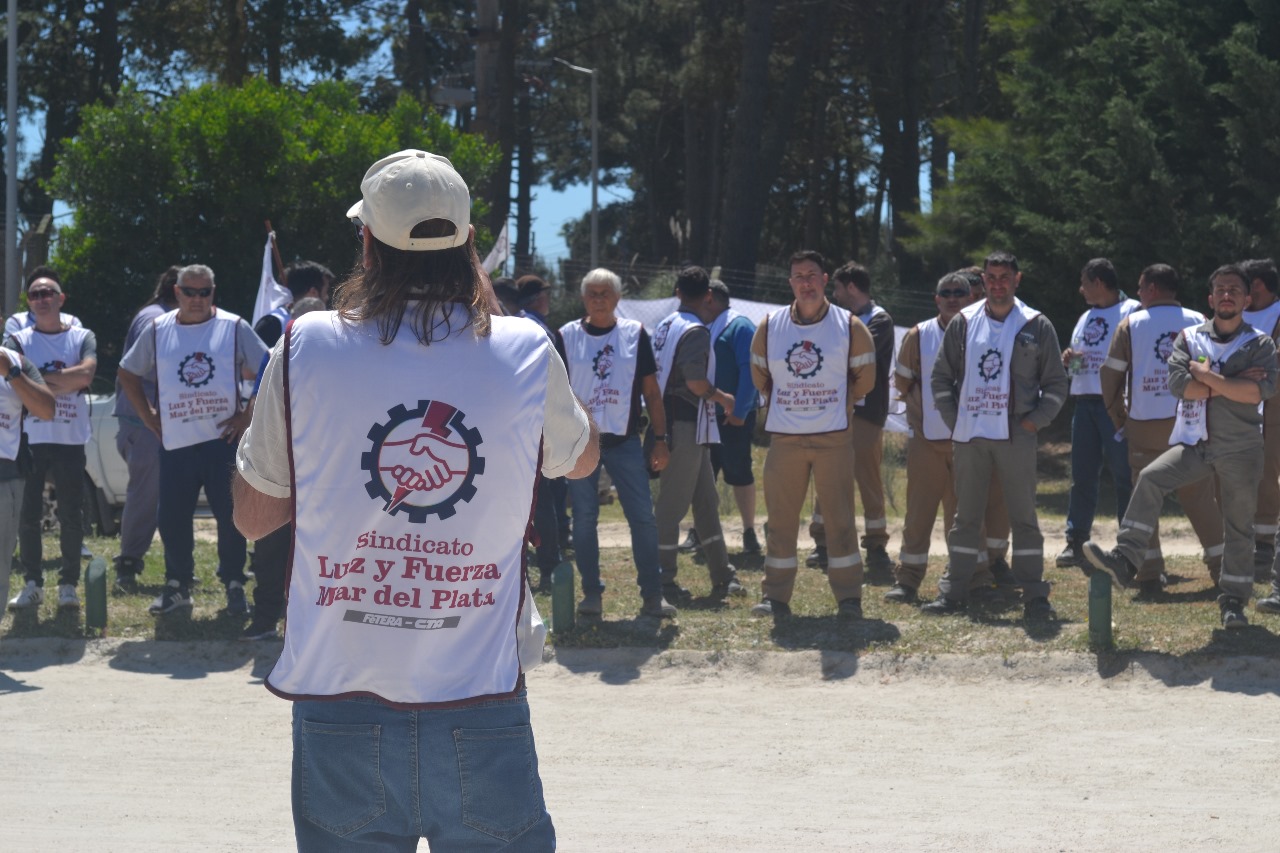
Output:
[234, 149, 597, 850]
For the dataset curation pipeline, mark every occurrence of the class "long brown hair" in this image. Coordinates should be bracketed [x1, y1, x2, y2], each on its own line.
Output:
[332, 221, 491, 345]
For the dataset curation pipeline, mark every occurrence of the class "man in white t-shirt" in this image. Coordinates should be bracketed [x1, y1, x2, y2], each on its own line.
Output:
[233, 149, 596, 850]
[4, 274, 97, 611]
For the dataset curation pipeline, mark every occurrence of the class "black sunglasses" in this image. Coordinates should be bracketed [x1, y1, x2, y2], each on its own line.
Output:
[179, 286, 213, 298]
[936, 289, 968, 299]
[353, 216, 364, 242]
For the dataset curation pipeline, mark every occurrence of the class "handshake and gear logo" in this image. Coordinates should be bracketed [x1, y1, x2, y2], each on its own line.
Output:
[178, 352, 215, 388]
[1154, 331, 1178, 364]
[784, 340, 824, 378]
[592, 344, 615, 381]
[977, 348, 1004, 381]
[361, 399, 485, 523]
[1080, 316, 1109, 347]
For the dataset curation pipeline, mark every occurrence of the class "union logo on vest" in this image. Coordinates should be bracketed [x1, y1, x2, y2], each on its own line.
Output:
[178, 352, 215, 387]
[1154, 331, 1177, 363]
[361, 399, 486, 523]
[1081, 316, 1109, 347]
[40, 359, 67, 373]
[978, 348, 1004, 381]
[785, 340, 824, 378]
[592, 344, 614, 380]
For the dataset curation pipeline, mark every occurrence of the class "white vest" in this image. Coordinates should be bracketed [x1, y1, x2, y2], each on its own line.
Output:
[653, 310, 719, 444]
[11, 325, 90, 445]
[952, 298, 1042, 443]
[1243, 300, 1280, 342]
[268, 309, 549, 707]
[1070, 298, 1139, 395]
[1169, 325, 1265, 446]
[1127, 305, 1205, 422]
[560, 318, 641, 437]
[764, 304, 851, 435]
[916, 318, 951, 441]
[0, 347, 27, 460]
[153, 309, 243, 450]
[4, 311, 79, 336]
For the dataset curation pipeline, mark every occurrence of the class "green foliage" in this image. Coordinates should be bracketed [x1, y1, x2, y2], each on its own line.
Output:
[48, 79, 498, 368]
[908, 0, 1280, 333]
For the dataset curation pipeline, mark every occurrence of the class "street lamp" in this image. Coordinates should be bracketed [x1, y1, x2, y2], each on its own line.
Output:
[5, 0, 18, 315]
[553, 57, 598, 268]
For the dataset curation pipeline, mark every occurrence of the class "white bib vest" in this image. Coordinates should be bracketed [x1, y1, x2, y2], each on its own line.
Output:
[952, 298, 1042, 443]
[653, 310, 719, 444]
[11, 325, 90, 445]
[916, 317, 951, 441]
[0, 347, 27, 460]
[1169, 325, 1265, 446]
[764, 304, 851, 435]
[1127, 305, 1205, 422]
[268, 309, 549, 707]
[1243, 300, 1280, 342]
[1070, 298, 1139, 395]
[560, 318, 640, 437]
[153, 309, 242, 450]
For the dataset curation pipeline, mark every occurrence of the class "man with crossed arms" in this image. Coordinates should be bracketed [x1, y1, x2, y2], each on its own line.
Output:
[1099, 263, 1222, 596]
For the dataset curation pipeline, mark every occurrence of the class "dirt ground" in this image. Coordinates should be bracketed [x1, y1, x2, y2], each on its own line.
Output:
[2, 640, 1277, 852]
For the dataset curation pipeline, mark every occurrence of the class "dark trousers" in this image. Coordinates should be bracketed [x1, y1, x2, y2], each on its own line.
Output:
[20, 443, 86, 587]
[158, 439, 246, 586]
[250, 522, 290, 623]
[533, 475, 563, 580]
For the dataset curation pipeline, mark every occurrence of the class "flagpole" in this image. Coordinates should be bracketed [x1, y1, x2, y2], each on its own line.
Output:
[264, 219, 284, 281]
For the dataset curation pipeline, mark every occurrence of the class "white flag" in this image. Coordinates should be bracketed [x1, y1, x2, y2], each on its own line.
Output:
[482, 222, 510, 274]
[252, 233, 292, 327]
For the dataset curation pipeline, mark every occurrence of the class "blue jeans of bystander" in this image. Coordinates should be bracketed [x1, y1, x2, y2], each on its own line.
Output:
[1065, 396, 1132, 543]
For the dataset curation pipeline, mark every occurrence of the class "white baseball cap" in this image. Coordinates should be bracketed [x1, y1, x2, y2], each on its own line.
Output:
[346, 149, 471, 251]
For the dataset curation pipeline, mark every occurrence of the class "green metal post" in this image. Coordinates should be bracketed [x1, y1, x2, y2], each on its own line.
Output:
[85, 557, 108, 633]
[1088, 571, 1112, 649]
[551, 559, 575, 633]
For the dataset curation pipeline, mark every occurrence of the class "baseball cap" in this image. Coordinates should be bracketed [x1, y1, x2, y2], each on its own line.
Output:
[346, 149, 471, 252]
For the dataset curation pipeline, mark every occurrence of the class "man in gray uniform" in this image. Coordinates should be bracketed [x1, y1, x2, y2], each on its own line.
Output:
[652, 266, 743, 603]
[1086, 264, 1279, 629]
[924, 251, 1069, 619]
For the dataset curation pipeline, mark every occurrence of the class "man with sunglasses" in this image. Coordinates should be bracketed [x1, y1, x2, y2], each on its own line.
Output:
[4, 275, 97, 611]
[886, 273, 979, 603]
[118, 265, 268, 616]
[3, 266, 80, 336]
[1086, 264, 1278, 629]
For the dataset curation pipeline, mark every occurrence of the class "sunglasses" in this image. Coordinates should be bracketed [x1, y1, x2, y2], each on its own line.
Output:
[179, 286, 214, 298]
[353, 216, 364, 242]
[936, 289, 968, 298]
[27, 290, 60, 301]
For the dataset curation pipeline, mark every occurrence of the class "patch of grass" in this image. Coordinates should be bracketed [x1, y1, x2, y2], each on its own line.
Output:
[1, 534, 243, 641]
[543, 551, 1280, 658]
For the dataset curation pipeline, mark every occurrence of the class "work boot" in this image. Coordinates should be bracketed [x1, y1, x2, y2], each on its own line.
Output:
[640, 595, 677, 619]
[1082, 542, 1136, 590]
[742, 527, 761, 555]
[1255, 541, 1275, 584]
[884, 583, 918, 604]
[837, 598, 863, 621]
[989, 557, 1017, 587]
[750, 598, 791, 620]
[1055, 540, 1084, 568]
[1023, 597, 1057, 621]
[920, 595, 967, 616]
[678, 529, 701, 553]
[1255, 583, 1280, 615]
[805, 545, 828, 570]
[577, 592, 603, 616]
[1219, 595, 1248, 630]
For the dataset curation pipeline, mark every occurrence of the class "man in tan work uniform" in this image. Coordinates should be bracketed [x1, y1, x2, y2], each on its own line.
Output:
[1241, 258, 1280, 581]
[749, 250, 876, 620]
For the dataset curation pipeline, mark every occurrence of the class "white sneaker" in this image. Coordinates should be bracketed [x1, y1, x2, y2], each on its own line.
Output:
[57, 584, 81, 609]
[8, 581, 44, 610]
[81, 544, 93, 559]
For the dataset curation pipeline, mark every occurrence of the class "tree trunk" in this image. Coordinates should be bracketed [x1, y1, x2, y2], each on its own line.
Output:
[403, 0, 430, 102]
[222, 0, 249, 85]
[472, 0, 500, 139]
[514, 84, 535, 271]
[482, 0, 519, 236]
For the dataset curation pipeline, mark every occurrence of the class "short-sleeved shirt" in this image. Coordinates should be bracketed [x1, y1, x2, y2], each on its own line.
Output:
[238, 316, 591, 499]
[119, 309, 267, 383]
[664, 325, 711, 423]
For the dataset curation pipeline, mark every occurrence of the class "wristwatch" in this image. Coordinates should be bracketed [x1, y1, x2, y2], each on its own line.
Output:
[6, 363, 20, 381]
[654, 434, 669, 443]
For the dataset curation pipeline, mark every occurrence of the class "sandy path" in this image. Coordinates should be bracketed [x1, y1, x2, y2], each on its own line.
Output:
[2, 641, 1277, 852]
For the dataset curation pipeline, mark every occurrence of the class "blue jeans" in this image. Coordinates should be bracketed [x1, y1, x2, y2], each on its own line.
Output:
[292, 693, 555, 852]
[158, 438, 246, 586]
[567, 435, 661, 599]
[1065, 396, 1132, 542]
